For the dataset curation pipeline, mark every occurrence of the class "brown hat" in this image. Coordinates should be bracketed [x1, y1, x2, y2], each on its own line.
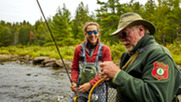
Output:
[111, 12, 156, 36]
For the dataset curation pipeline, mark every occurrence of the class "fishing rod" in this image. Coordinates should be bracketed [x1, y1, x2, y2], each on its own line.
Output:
[36, 1, 79, 101]
[36, 0, 71, 82]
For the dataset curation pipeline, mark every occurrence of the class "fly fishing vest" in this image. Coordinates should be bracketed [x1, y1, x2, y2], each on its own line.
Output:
[78, 43, 103, 85]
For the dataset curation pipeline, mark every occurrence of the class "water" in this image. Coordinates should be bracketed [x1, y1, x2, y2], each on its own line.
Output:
[0, 62, 71, 102]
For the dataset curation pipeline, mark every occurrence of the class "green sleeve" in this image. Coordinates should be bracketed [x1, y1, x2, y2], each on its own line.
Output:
[112, 53, 181, 102]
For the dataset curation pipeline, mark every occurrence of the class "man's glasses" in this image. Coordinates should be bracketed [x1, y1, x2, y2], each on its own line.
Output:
[87, 30, 98, 35]
[118, 32, 127, 39]
[118, 30, 131, 39]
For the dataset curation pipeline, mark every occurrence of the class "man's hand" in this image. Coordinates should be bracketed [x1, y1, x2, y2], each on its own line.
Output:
[99, 71, 110, 81]
[99, 61, 121, 79]
[77, 82, 91, 93]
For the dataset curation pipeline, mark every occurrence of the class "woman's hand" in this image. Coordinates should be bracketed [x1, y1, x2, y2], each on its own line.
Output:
[70, 82, 77, 92]
[77, 82, 91, 93]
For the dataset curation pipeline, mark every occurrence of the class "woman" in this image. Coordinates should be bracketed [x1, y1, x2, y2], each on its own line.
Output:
[69, 22, 111, 102]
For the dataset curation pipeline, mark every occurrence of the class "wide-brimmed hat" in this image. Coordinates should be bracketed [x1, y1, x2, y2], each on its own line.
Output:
[111, 13, 156, 36]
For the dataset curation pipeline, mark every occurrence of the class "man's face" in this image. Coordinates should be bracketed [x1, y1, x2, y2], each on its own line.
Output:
[86, 25, 99, 46]
[118, 25, 144, 52]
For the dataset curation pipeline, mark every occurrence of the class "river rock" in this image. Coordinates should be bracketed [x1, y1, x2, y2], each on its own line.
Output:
[41, 58, 56, 65]
[0, 54, 13, 62]
[43, 61, 55, 67]
[33, 56, 50, 64]
[61, 60, 72, 68]
[40, 58, 63, 68]
[54, 60, 63, 68]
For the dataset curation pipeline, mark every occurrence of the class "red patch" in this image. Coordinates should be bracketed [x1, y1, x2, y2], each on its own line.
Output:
[152, 62, 169, 80]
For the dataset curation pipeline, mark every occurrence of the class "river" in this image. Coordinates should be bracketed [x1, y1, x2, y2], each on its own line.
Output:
[0, 61, 180, 102]
[0, 61, 72, 102]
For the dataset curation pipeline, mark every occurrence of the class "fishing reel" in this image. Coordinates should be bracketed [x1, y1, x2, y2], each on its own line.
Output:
[73, 96, 78, 102]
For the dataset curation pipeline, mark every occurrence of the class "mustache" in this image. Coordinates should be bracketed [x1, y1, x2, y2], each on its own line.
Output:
[122, 41, 130, 45]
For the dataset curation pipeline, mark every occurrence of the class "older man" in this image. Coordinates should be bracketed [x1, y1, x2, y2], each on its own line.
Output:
[100, 12, 181, 102]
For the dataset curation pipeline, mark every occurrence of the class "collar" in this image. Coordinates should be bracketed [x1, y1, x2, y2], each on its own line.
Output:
[86, 39, 99, 49]
[129, 34, 156, 55]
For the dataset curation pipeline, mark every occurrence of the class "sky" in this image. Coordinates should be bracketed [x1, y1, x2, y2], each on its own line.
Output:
[0, 0, 148, 25]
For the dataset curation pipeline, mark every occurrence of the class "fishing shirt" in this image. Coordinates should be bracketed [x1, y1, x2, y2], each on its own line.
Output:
[71, 40, 111, 86]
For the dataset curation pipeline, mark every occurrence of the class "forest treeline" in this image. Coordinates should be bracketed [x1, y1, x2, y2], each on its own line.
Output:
[0, 0, 181, 47]
[0, 0, 181, 64]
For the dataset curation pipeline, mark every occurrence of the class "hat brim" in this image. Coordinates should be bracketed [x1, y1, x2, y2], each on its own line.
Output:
[110, 20, 156, 36]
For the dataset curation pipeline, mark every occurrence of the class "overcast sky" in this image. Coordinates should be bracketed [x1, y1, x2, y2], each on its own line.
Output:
[0, 0, 148, 25]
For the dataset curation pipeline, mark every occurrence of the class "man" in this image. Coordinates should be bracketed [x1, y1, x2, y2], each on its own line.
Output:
[99, 12, 181, 102]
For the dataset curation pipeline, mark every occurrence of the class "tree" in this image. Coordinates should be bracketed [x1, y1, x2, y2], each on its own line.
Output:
[96, 0, 128, 44]
[11, 22, 20, 45]
[33, 20, 50, 46]
[171, 4, 181, 41]
[50, 4, 73, 46]
[153, 0, 181, 44]
[71, 2, 95, 42]
[18, 21, 33, 45]
[0, 25, 13, 46]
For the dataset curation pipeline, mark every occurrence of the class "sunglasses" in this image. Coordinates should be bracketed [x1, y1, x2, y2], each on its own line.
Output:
[87, 30, 98, 35]
[118, 32, 127, 39]
[118, 31, 130, 39]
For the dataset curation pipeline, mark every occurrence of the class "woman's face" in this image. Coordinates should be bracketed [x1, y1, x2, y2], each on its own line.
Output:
[86, 25, 99, 46]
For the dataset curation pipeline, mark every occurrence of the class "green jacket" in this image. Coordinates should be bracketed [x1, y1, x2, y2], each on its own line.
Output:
[111, 34, 181, 102]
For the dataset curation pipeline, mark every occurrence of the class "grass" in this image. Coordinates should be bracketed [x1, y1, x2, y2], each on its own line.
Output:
[0, 45, 75, 61]
[166, 42, 181, 65]
[0, 43, 180, 65]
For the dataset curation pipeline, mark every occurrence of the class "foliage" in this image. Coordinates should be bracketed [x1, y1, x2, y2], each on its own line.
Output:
[50, 4, 73, 46]
[0, 46, 75, 61]
[1, 0, 181, 46]
[0, 42, 180, 64]
[0, 0, 181, 64]
[33, 20, 50, 46]
[166, 41, 181, 64]
[18, 25, 32, 45]
[71, 2, 96, 41]
[0, 24, 13, 46]
[109, 42, 126, 63]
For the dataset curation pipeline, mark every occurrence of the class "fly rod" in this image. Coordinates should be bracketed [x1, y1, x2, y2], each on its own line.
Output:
[36, 1, 79, 101]
[36, 0, 71, 82]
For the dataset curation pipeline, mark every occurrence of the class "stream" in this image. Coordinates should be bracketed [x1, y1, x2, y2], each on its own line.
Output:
[0, 61, 180, 102]
[0, 61, 72, 102]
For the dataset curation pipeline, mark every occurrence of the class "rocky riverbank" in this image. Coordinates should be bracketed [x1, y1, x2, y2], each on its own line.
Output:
[0, 54, 72, 70]
[0, 54, 180, 70]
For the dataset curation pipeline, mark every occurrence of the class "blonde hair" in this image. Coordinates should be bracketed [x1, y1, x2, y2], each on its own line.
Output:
[83, 22, 100, 43]
[83, 22, 100, 33]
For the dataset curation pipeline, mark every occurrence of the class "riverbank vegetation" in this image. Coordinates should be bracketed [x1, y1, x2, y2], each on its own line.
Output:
[0, 0, 181, 64]
[0, 42, 180, 64]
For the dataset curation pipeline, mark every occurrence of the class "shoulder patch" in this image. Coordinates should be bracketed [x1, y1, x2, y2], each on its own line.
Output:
[152, 62, 169, 80]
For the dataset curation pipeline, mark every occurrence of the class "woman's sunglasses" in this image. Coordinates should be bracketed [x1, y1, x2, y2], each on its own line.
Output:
[87, 30, 98, 35]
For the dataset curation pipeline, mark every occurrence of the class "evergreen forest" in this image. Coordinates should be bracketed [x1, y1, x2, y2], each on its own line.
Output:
[0, 0, 181, 64]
